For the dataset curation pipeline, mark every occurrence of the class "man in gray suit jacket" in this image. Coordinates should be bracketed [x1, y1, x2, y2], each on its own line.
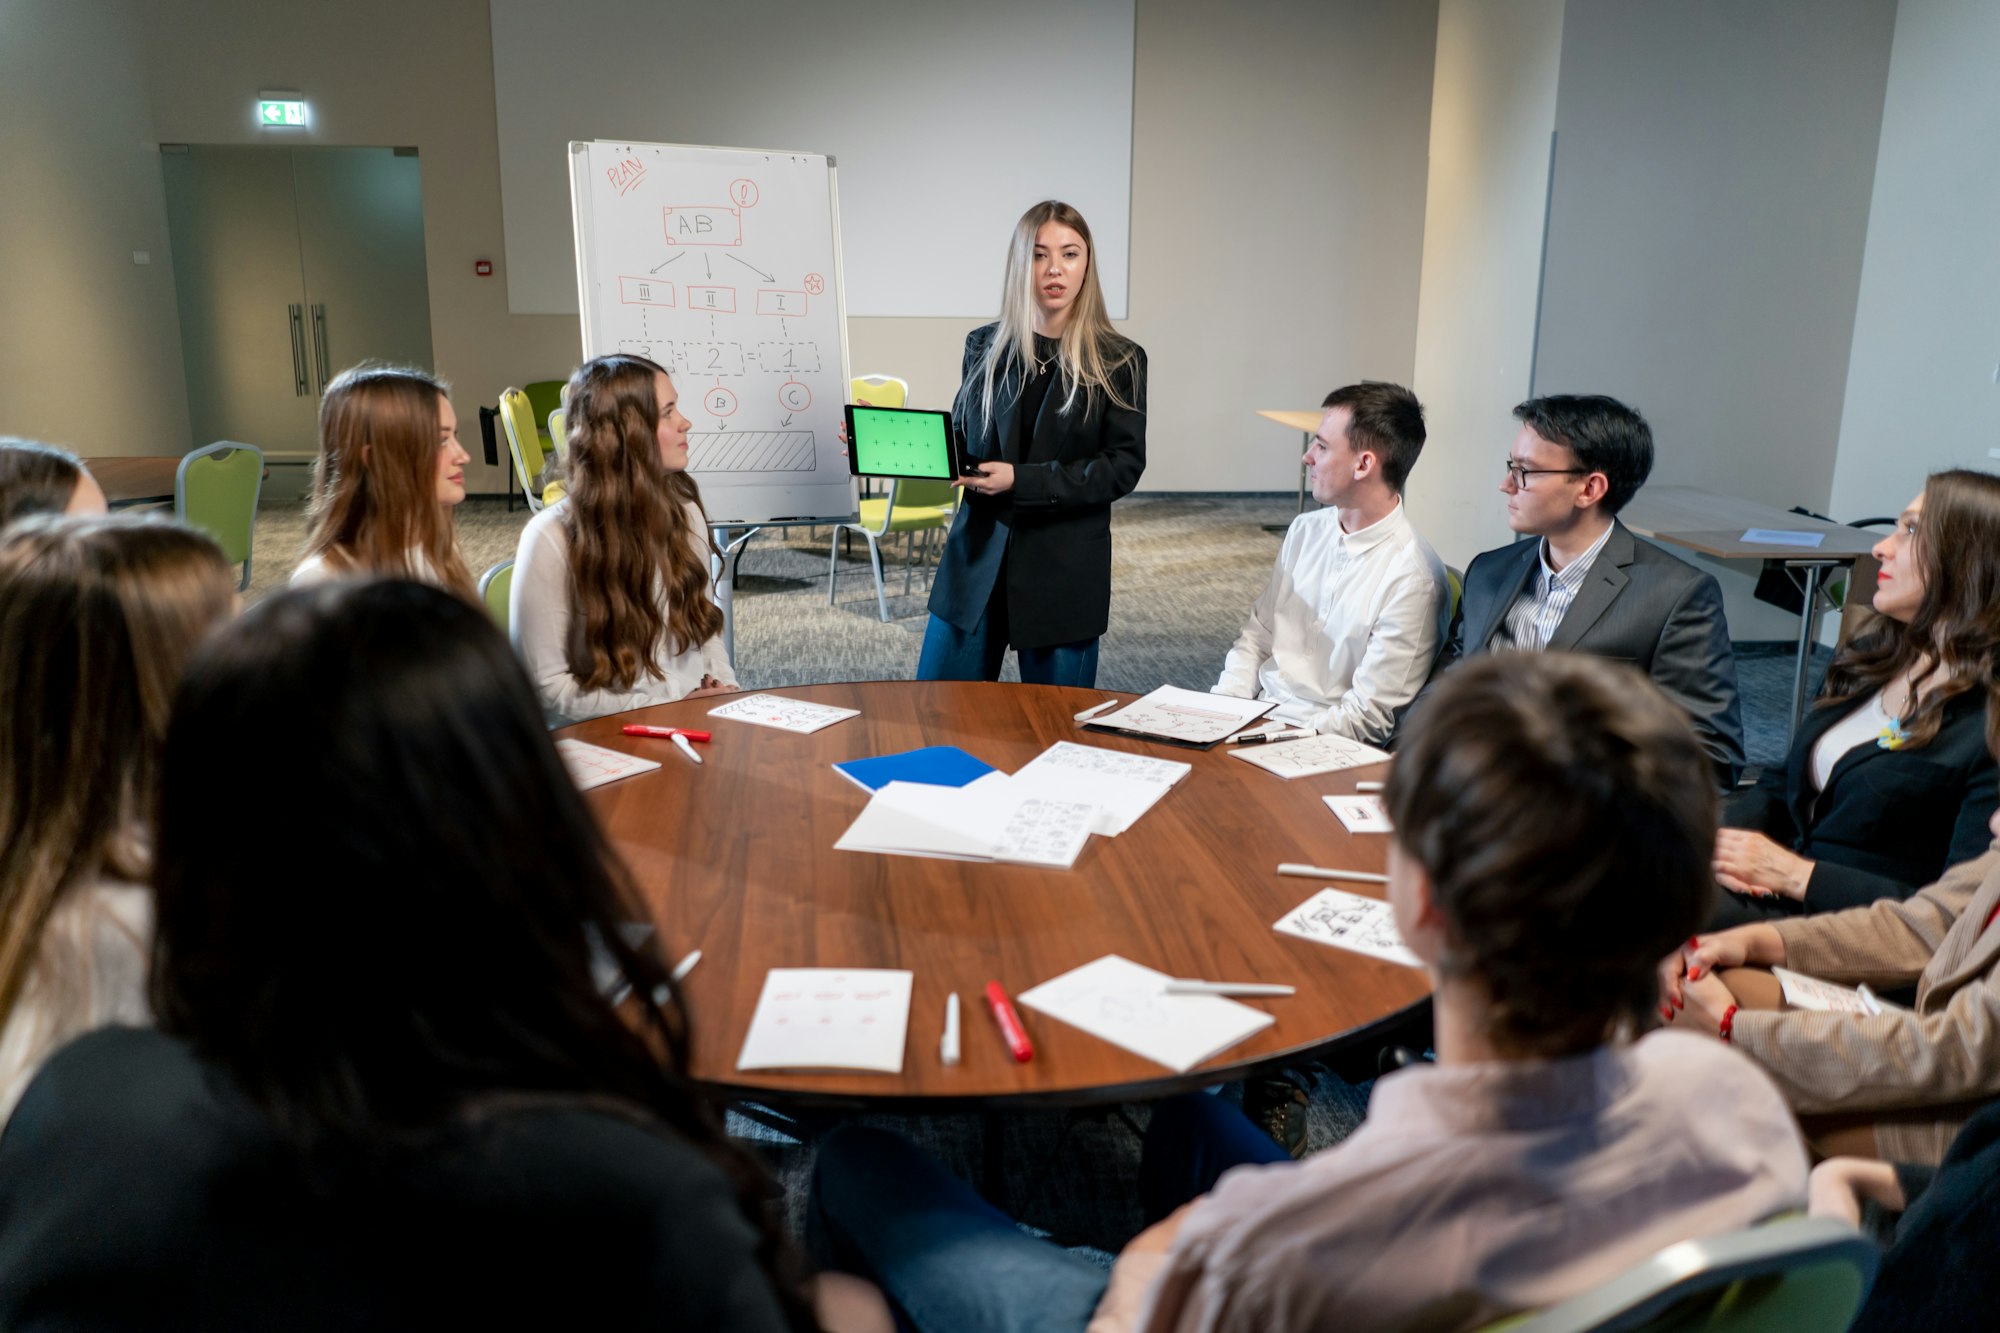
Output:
[1421, 395, 1745, 788]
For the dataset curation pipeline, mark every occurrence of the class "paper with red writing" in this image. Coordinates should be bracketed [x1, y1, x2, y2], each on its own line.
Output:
[735, 968, 913, 1073]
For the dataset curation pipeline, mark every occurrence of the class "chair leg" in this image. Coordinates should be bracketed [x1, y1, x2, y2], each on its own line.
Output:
[238, 555, 251, 594]
[866, 534, 889, 622]
[827, 528, 841, 606]
[903, 530, 916, 596]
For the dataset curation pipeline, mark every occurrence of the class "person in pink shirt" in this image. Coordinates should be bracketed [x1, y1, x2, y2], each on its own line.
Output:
[810, 653, 1810, 1333]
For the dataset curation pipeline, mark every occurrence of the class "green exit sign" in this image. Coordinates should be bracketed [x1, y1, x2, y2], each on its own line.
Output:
[257, 98, 307, 127]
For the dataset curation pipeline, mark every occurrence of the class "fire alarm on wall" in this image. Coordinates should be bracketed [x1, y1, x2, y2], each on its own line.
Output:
[475, 259, 494, 277]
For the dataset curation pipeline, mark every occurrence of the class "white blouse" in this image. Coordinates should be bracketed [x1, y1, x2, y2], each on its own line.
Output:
[290, 546, 448, 589]
[1811, 688, 1895, 792]
[0, 879, 151, 1126]
[510, 498, 737, 728]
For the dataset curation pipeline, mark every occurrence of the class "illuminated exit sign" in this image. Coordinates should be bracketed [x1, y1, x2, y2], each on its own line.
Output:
[258, 96, 307, 128]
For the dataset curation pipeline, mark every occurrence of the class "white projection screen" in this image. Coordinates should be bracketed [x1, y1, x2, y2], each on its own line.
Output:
[489, 0, 1135, 319]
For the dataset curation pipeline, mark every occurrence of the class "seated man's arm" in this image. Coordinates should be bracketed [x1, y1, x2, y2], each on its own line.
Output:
[1308, 569, 1446, 744]
[1649, 573, 1747, 789]
[1215, 541, 1289, 699]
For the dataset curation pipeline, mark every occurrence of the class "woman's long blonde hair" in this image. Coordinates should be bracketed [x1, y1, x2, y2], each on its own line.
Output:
[978, 200, 1137, 426]
[0, 514, 235, 1027]
[560, 356, 722, 691]
[300, 364, 475, 601]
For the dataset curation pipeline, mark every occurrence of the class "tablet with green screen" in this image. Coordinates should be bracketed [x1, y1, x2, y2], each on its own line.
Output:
[846, 405, 965, 480]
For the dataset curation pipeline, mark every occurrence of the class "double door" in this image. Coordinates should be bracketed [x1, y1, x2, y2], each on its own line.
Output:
[161, 145, 433, 455]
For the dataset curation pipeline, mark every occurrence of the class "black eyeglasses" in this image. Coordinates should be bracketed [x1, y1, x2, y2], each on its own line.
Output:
[1504, 461, 1588, 489]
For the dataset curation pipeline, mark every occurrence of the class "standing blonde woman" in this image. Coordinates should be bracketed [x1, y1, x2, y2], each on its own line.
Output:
[293, 364, 476, 599]
[511, 355, 737, 726]
[919, 200, 1147, 686]
[0, 514, 235, 1122]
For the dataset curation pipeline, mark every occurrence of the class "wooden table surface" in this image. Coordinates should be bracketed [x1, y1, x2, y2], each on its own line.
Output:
[1622, 484, 1880, 560]
[563, 682, 1429, 1109]
[81, 456, 180, 508]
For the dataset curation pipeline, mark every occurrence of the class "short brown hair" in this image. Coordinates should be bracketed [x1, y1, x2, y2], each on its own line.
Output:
[1321, 382, 1426, 492]
[1385, 652, 1716, 1057]
[0, 439, 85, 526]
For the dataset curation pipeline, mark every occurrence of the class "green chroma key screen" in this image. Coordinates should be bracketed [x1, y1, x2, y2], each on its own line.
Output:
[846, 405, 958, 479]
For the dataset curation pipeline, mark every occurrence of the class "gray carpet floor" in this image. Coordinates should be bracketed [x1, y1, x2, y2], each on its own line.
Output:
[237, 485, 1817, 1251]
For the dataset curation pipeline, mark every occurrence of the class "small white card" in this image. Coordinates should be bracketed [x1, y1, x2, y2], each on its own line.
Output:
[1772, 966, 1879, 1014]
[555, 739, 662, 790]
[1741, 528, 1826, 548]
[1273, 888, 1423, 968]
[1018, 954, 1275, 1073]
[1324, 794, 1393, 834]
[735, 968, 914, 1073]
[1231, 733, 1392, 780]
[707, 693, 860, 734]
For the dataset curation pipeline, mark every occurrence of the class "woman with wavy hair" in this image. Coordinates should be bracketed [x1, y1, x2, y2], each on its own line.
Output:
[293, 363, 475, 599]
[916, 200, 1146, 687]
[1710, 469, 2000, 925]
[0, 514, 235, 1123]
[0, 581, 885, 1329]
[0, 439, 107, 525]
[511, 354, 736, 726]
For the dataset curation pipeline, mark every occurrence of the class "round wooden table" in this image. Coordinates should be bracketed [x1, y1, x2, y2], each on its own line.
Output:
[562, 682, 1430, 1109]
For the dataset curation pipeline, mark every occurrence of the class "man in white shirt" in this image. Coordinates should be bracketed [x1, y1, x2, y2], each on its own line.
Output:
[1214, 382, 1450, 744]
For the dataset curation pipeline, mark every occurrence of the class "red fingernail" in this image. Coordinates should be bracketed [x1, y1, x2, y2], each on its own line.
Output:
[1688, 936, 1700, 950]
[1688, 967, 1703, 981]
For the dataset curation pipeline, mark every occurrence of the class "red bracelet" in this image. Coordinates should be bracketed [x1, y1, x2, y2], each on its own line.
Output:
[1719, 1004, 1738, 1044]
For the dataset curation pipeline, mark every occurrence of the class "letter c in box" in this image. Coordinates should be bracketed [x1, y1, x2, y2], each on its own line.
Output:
[662, 205, 743, 247]
[756, 289, 807, 317]
[619, 276, 675, 307]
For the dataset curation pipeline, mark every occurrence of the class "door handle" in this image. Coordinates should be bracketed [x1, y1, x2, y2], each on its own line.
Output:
[288, 304, 309, 396]
[310, 303, 331, 392]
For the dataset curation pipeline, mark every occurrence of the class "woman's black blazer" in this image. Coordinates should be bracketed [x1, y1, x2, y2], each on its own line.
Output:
[926, 323, 1146, 650]
[1724, 689, 1997, 913]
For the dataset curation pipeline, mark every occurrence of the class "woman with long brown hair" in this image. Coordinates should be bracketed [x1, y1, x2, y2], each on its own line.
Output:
[0, 513, 235, 1122]
[0, 439, 107, 524]
[293, 363, 475, 599]
[917, 200, 1146, 686]
[511, 355, 737, 726]
[1709, 468, 2000, 925]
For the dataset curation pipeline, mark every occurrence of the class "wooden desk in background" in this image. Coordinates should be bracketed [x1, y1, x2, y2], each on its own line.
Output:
[82, 456, 180, 509]
[1621, 485, 1882, 738]
[1255, 409, 1324, 533]
[561, 681, 1428, 1109]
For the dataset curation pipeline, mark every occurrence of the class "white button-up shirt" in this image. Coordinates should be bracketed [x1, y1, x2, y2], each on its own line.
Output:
[1215, 502, 1450, 743]
[1494, 521, 1616, 652]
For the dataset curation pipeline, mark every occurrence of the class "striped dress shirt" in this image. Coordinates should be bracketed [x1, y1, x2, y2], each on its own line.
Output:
[1493, 522, 1616, 651]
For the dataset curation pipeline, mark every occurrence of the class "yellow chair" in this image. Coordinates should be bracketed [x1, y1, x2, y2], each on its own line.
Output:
[523, 380, 566, 454]
[477, 558, 513, 633]
[175, 440, 264, 591]
[499, 387, 553, 513]
[1446, 565, 1464, 622]
[547, 407, 568, 461]
[848, 375, 911, 507]
[827, 476, 957, 622]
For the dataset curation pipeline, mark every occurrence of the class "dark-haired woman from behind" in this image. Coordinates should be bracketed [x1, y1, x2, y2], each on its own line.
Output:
[0, 515, 235, 1124]
[512, 355, 737, 727]
[0, 581, 882, 1331]
[1711, 470, 2000, 926]
[811, 654, 1806, 1333]
[0, 439, 107, 524]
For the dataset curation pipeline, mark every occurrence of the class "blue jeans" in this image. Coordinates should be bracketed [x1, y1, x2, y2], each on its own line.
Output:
[809, 1095, 1288, 1333]
[916, 590, 1099, 687]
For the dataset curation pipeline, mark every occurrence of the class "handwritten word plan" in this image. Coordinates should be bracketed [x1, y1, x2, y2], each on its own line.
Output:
[1273, 888, 1422, 968]
[1232, 733, 1391, 781]
[708, 693, 860, 734]
[1019, 954, 1275, 1073]
[735, 968, 914, 1073]
[554, 739, 662, 790]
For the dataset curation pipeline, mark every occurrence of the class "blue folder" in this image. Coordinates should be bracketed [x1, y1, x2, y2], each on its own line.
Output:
[833, 745, 998, 793]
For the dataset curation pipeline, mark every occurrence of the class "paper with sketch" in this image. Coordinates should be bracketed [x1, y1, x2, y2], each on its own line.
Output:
[1772, 967, 1878, 1014]
[834, 774, 1097, 868]
[736, 968, 913, 1073]
[1232, 732, 1391, 780]
[1324, 794, 1394, 834]
[1742, 528, 1826, 549]
[707, 693, 860, 734]
[1274, 888, 1423, 968]
[1085, 685, 1273, 747]
[1012, 743, 1188, 836]
[555, 739, 662, 790]
[1018, 954, 1275, 1073]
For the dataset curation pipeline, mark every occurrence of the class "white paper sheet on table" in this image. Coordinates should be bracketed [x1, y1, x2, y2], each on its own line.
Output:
[735, 967, 914, 1073]
[1324, 794, 1393, 834]
[1273, 888, 1423, 968]
[1772, 966, 1880, 1014]
[1017, 954, 1276, 1073]
[555, 739, 662, 790]
[1232, 733, 1391, 780]
[834, 773, 1099, 868]
[707, 693, 860, 734]
[1085, 685, 1274, 746]
[1012, 744, 1184, 836]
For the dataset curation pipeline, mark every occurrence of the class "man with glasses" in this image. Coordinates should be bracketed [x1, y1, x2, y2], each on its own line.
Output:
[1417, 394, 1745, 788]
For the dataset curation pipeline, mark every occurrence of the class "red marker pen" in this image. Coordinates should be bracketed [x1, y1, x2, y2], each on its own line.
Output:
[984, 981, 1034, 1063]
[621, 725, 712, 742]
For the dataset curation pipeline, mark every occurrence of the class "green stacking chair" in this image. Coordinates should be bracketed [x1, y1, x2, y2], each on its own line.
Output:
[478, 558, 514, 634]
[175, 441, 265, 591]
